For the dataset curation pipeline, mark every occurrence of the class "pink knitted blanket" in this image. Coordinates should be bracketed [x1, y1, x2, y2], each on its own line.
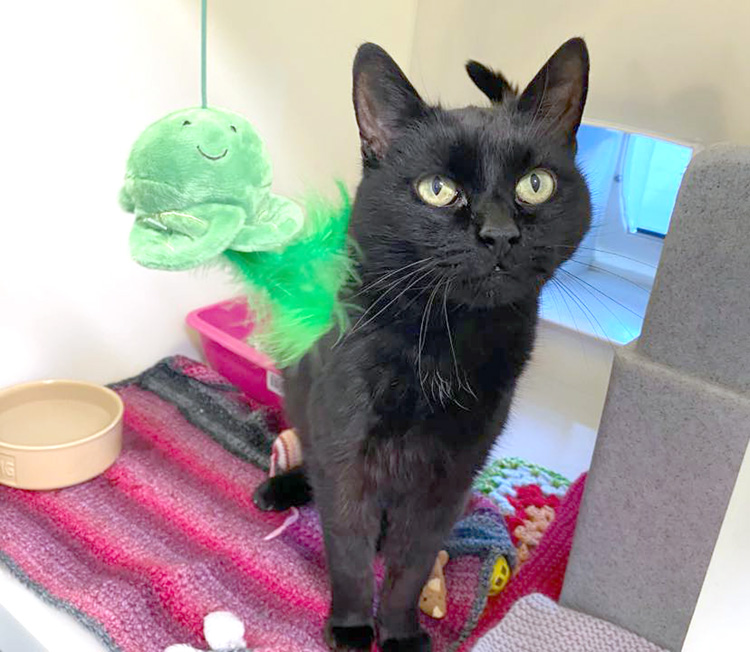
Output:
[0, 357, 512, 652]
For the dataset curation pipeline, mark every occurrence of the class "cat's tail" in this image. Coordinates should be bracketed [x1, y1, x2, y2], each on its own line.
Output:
[223, 182, 355, 367]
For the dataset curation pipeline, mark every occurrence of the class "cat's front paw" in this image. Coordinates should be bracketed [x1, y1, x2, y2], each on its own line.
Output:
[380, 631, 431, 652]
[323, 621, 374, 651]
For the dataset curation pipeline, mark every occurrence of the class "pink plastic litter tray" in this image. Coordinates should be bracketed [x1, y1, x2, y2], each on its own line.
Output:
[186, 298, 284, 411]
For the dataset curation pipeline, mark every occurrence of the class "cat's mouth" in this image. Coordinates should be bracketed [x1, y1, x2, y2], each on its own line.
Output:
[433, 246, 532, 285]
[197, 145, 228, 160]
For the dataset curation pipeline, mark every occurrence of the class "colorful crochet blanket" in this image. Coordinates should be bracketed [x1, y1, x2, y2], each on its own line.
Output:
[463, 474, 587, 649]
[0, 356, 521, 652]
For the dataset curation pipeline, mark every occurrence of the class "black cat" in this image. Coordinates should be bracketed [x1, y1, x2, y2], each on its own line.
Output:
[255, 37, 591, 651]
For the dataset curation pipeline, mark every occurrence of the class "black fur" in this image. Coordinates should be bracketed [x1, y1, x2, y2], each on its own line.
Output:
[465, 60, 516, 103]
[381, 631, 431, 652]
[253, 468, 312, 511]
[254, 38, 590, 651]
[325, 623, 375, 651]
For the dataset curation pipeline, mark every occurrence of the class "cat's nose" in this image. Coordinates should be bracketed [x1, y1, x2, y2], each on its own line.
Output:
[475, 201, 520, 254]
[478, 220, 520, 255]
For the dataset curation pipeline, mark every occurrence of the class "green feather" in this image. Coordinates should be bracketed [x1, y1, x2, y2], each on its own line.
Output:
[223, 182, 355, 367]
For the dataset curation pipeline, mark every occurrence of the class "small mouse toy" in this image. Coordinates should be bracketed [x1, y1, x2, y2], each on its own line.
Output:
[419, 550, 450, 619]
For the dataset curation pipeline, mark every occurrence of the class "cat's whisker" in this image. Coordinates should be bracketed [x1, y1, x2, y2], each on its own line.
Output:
[548, 279, 601, 360]
[545, 277, 568, 332]
[350, 257, 434, 298]
[551, 244, 659, 269]
[347, 261, 437, 325]
[442, 279, 460, 379]
[551, 277, 614, 345]
[565, 257, 651, 292]
[442, 278, 474, 406]
[346, 261, 434, 310]
[558, 268, 643, 320]
[398, 276, 439, 314]
[550, 278, 575, 327]
[347, 265, 439, 337]
[336, 273, 423, 347]
[554, 271, 640, 345]
[418, 277, 444, 405]
[346, 271, 417, 323]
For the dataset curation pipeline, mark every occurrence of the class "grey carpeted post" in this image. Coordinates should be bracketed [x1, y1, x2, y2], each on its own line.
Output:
[560, 145, 750, 651]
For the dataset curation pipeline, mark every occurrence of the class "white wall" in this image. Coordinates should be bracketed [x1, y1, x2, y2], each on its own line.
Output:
[409, 0, 750, 146]
[0, 0, 417, 387]
[683, 438, 750, 650]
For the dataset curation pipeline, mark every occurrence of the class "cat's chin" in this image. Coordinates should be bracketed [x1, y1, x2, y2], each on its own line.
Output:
[449, 272, 539, 309]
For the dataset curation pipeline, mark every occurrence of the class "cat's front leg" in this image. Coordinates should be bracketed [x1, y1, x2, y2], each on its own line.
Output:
[314, 471, 381, 651]
[377, 492, 467, 652]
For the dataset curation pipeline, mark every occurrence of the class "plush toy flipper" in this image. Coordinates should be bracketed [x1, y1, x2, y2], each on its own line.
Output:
[230, 194, 304, 252]
[119, 185, 135, 213]
[130, 203, 247, 270]
[224, 183, 354, 366]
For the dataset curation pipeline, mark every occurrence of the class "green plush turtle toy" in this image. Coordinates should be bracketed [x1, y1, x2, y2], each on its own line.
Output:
[119, 106, 354, 367]
[120, 107, 304, 270]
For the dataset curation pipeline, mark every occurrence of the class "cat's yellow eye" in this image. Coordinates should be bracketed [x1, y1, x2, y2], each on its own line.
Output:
[416, 175, 460, 207]
[515, 169, 556, 205]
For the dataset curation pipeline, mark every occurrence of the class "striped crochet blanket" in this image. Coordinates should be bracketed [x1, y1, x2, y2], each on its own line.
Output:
[0, 356, 519, 652]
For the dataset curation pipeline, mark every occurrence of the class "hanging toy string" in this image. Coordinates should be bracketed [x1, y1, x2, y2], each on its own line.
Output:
[201, 0, 208, 108]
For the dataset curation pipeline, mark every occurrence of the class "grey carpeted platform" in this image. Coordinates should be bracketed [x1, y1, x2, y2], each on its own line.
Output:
[560, 145, 750, 651]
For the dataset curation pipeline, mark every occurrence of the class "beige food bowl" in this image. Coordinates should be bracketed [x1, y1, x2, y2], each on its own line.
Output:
[0, 380, 123, 490]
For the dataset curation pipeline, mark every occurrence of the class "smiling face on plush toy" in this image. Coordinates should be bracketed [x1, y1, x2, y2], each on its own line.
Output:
[126, 107, 272, 202]
[122, 107, 276, 269]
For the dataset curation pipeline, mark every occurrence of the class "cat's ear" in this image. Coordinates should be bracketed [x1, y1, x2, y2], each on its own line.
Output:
[517, 37, 589, 146]
[466, 61, 514, 103]
[353, 43, 427, 163]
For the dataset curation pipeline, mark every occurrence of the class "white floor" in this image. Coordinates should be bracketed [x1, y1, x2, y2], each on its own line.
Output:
[0, 566, 104, 652]
[0, 603, 46, 652]
[492, 319, 614, 480]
